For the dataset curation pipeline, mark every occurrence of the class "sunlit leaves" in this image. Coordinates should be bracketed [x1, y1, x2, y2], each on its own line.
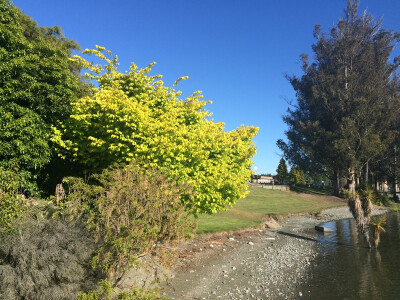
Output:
[59, 47, 258, 213]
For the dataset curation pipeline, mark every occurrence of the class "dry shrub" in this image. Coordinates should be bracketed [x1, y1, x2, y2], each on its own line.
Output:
[371, 214, 387, 248]
[63, 161, 195, 281]
[0, 218, 99, 299]
[348, 186, 374, 248]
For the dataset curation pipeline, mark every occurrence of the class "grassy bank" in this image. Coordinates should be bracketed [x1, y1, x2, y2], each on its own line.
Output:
[196, 185, 347, 234]
[389, 202, 400, 212]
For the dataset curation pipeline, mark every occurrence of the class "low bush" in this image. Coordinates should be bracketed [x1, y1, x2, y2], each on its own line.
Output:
[0, 166, 36, 234]
[0, 218, 99, 299]
[77, 279, 166, 300]
[0, 192, 26, 235]
[63, 161, 195, 281]
[372, 192, 392, 206]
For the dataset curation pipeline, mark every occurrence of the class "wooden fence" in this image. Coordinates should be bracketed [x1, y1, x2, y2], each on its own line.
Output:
[249, 183, 289, 191]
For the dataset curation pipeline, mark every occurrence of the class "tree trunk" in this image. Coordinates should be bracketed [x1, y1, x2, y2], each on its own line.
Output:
[393, 145, 399, 202]
[332, 171, 340, 196]
[364, 161, 369, 186]
[371, 172, 376, 190]
[348, 167, 356, 194]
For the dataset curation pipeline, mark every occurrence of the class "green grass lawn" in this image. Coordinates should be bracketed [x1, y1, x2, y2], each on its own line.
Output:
[196, 185, 347, 234]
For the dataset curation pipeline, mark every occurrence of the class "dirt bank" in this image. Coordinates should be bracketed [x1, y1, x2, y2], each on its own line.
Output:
[160, 206, 389, 299]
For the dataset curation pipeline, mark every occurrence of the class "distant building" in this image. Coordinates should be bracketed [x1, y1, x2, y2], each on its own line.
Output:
[252, 175, 274, 184]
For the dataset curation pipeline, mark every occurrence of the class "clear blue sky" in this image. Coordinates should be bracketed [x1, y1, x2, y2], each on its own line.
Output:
[13, 0, 400, 174]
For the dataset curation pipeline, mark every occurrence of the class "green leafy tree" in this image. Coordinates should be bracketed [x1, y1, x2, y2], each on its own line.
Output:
[297, 169, 306, 185]
[373, 124, 400, 202]
[277, 0, 400, 195]
[289, 167, 297, 185]
[55, 47, 258, 214]
[0, 0, 86, 193]
[289, 167, 306, 186]
[276, 158, 288, 184]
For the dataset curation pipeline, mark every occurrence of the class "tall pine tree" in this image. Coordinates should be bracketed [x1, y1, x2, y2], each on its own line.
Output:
[278, 0, 400, 195]
[276, 158, 288, 184]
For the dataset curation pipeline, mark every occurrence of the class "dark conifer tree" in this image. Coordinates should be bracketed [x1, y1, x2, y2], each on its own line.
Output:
[276, 158, 289, 184]
[278, 0, 400, 196]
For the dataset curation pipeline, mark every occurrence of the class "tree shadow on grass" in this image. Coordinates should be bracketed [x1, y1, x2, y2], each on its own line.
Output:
[290, 185, 333, 196]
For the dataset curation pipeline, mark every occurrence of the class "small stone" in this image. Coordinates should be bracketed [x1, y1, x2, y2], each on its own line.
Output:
[229, 237, 235, 241]
[210, 244, 214, 248]
[248, 242, 254, 245]
[299, 291, 303, 297]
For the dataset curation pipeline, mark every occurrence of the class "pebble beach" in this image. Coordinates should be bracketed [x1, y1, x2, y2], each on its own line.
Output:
[161, 206, 390, 299]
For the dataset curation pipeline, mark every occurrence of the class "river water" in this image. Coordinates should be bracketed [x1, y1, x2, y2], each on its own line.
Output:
[302, 212, 400, 299]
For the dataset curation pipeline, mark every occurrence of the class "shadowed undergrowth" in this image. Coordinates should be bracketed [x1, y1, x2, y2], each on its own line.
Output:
[0, 218, 100, 299]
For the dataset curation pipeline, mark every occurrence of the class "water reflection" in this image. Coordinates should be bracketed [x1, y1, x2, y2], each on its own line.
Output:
[303, 213, 400, 300]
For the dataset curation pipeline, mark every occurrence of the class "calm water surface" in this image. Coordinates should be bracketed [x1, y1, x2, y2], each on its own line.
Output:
[303, 212, 400, 300]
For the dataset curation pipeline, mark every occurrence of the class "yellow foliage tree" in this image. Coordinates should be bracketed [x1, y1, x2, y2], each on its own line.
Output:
[55, 46, 258, 214]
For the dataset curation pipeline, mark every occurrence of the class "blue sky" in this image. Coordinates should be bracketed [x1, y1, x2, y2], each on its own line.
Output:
[13, 0, 400, 174]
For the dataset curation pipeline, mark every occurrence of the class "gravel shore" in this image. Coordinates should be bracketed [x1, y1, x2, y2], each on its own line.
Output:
[161, 205, 390, 299]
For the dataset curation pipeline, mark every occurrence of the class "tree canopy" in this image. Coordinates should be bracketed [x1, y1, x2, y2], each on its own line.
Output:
[289, 167, 306, 186]
[54, 46, 258, 214]
[278, 0, 400, 195]
[276, 158, 288, 183]
[0, 0, 86, 193]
